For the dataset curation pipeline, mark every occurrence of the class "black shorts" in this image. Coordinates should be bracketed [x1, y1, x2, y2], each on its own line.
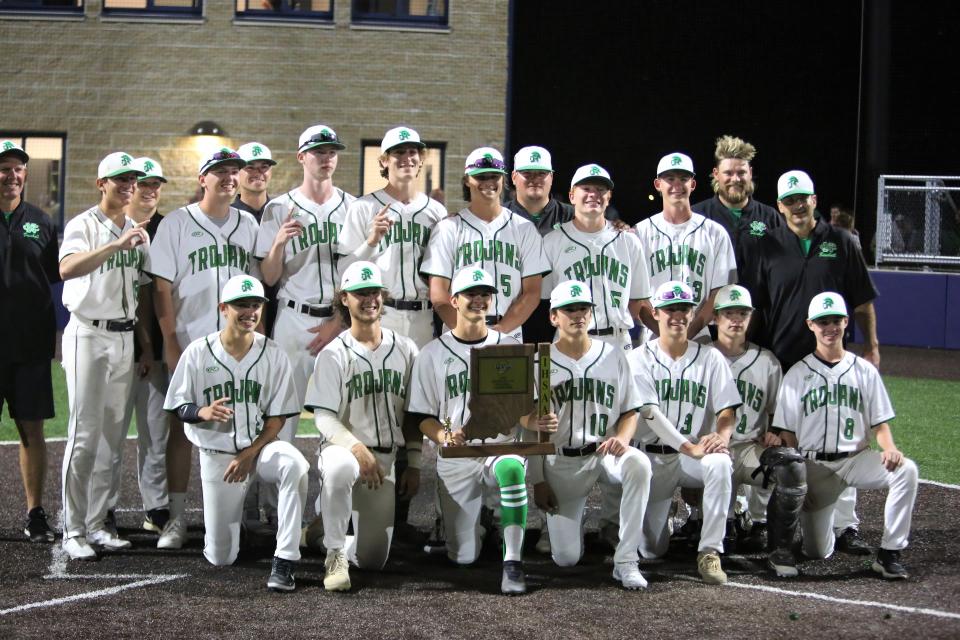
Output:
[0, 360, 55, 422]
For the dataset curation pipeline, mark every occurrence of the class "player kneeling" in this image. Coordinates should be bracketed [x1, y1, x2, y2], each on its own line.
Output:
[164, 276, 308, 592]
[526, 281, 653, 590]
[304, 262, 420, 592]
[775, 292, 918, 579]
[408, 267, 531, 595]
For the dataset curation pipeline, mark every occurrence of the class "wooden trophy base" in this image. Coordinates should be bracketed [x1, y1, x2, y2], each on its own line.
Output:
[438, 441, 556, 459]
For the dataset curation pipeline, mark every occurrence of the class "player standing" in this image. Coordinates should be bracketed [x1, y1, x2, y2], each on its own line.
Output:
[234, 142, 276, 223]
[774, 292, 917, 579]
[303, 261, 420, 591]
[164, 275, 308, 591]
[58, 152, 150, 559]
[628, 281, 741, 584]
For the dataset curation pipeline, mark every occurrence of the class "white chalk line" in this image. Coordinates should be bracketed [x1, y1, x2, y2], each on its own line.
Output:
[0, 573, 187, 617]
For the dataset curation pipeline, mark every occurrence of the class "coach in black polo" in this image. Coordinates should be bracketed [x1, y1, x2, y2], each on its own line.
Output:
[0, 140, 60, 544]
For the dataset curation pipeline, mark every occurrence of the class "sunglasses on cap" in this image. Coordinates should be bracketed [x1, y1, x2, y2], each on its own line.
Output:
[210, 150, 241, 162]
[301, 130, 341, 148]
[468, 156, 506, 172]
[660, 289, 693, 302]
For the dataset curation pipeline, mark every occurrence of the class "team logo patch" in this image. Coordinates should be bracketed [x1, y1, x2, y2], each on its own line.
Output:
[1, 141, 14, 151]
[191, 230, 204, 237]
[241, 279, 254, 292]
[803, 373, 814, 381]
[818, 242, 838, 258]
[530, 151, 541, 163]
[398, 129, 411, 141]
[729, 290, 742, 301]
[205, 366, 219, 373]
[120, 154, 132, 166]
[143, 160, 155, 173]
[472, 270, 485, 281]
[570, 284, 583, 297]
[787, 175, 799, 189]
[251, 145, 263, 157]
[589, 165, 601, 176]
[749, 221, 766, 237]
[563, 245, 576, 254]
[823, 297, 835, 309]
[444, 357, 455, 365]
[22, 222, 40, 240]
[361, 267, 373, 281]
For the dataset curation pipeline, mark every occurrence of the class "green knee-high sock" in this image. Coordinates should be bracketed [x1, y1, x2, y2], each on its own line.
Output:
[494, 457, 527, 562]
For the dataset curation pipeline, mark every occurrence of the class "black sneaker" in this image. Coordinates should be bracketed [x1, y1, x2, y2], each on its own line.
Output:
[24, 506, 55, 543]
[143, 508, 170, 533]
[836, 527, 872, 555]
[722, 518, 738, 553]
[267, 556, 296, 592]
[501, 560, 527, 595]
[104, 509, 118, 536]
[872, 548, 908, 580]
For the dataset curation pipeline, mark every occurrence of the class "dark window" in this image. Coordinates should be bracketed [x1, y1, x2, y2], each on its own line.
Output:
[0, 0, 83, 14]
[352, 0, 447, 27]
[0, 132, 67, 229]
[235, 0, 332, 22]
[102, 0, 201, 16]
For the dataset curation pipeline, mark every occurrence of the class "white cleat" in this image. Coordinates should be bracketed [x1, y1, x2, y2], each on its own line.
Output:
[88, 529, 132, 550]
[63, 536, 98, 561]
[613, 562, 648, 590]
[535, 528, 551, 555]
[157, 517, 187, 550]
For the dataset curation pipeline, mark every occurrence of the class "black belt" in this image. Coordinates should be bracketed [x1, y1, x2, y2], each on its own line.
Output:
[485, 314, 502, 326]
[384, 299, 432, 311]
[369, 446, 394, 454]
[588, 327, 615, 336]
[645, 444, 678, 455]
[560, 442, 598, 457]
[814, 451, 855, 462]
[92, 319, 135, 332]
[286, 300, 333, 318]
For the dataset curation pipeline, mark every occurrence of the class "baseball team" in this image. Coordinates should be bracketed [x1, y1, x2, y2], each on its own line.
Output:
[0, 129, 918, 595]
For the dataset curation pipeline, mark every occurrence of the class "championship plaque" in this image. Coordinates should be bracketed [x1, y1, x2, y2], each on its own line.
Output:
[439, 343, 555, 459]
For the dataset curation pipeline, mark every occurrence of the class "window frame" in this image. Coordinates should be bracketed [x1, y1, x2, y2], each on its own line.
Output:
[0, 131, 68, 230]
[351, 0, 448, 28]
[0, 0, 84, 17]
[101, 0, 202, 18]
[359, 138, 446, 197]
[235, 0, 333, 24]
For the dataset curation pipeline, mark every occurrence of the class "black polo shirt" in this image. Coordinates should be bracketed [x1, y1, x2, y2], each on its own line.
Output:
[135, 210, 165, 362]
[0, 200, 60, 363]
[736, 218, 877, 370]
[232, 194, 269, 223]
[505, 197, 574, 237]
[692, 195, 782, 252]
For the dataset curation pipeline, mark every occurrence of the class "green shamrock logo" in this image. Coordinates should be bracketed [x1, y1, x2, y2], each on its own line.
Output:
[252, 145, 263, 157]
[729, 290, 741, 301]
[241, 279, 254, 292]
[472, 270, 485, 282]
[818, 242, 838, 258]
[672, 285, 683, 295]
[483, 153, 493, 161]
[749, 221, 766, 237]
[22, 222, 40, 239]
[570, 284, 582, 297]
[361, 267, 373, 281]
[787, 176, 799, 188]
[398, 130, 411, 141]
[671, 155, 682, 166]
[143, 160, 155, 173]
[120, 154, 132, 166]
[2, 141, 14, 151]
[589, 165, 601, 176]
[530, 151, 541, 163]
[823, 297, 834, 309]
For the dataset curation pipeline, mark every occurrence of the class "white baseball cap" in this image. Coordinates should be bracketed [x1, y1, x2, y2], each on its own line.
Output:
[652, 280, 696, 309]
[237, 142, 277, 166]
[298, 124, 345, 152]
[380, 126, 426, 154]
[807, 291, 848, 320]
[199, 147, 246, 175]
[778, 170, 815, 200]
[464, 147, 507, 176]
[656, 152, 695, 177]
[133, 157, 166, 183]
[98, 152, 146, 180]
[340, 261, 386, 292]
[220, 275, 267, 304]
[451, 267, 497, 296]
[714, 284, 753, 310]
[570, 163, 614, 189]
[550, 280, 595, 310]
[0, 140, 29, 164]
[513, 146, 552, 172]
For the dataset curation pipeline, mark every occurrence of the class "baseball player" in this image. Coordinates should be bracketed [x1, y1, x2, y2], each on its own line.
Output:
[710, 284, 806, 577]
[148, 147, 260, 550]
[58, 151, 150, 559]
[525, 281, 652, 589]
[635, 153, 737, 340]
[627, 280, 741, 584]
[235, 141, 276, 222]
[421, 146, 550, 343]
[303, 261, 420, 591]
[774, 292, 918, 579]
[407, 267, 530, 594]
[0, 140, 60, 544]
[164, 275, 308, 591]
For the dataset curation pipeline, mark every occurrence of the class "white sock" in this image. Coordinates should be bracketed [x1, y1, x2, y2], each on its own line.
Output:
[503, 524, 524, 562]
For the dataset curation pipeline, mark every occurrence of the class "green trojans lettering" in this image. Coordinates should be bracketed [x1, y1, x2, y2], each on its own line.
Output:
[445, 371, 470, 399]
[563, 253, 629, 287]
[187, 243, 251, 275]
[551, 377, 616, 409]
[346, 367, 407, 403]
[202, 378, 262, 407]
[800, 383, 865, 417]
[455, 239, 521, 270]
[289, 219, 341, 256]
[736, 379, 765, 412]
[380, 220, 429, 250]
[100, 247, 145, 273]
[655, 378, 707, 408]
[648, 244, 707, 278]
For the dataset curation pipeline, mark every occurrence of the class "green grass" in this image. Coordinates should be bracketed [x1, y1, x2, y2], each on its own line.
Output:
[3, 366, 958, 484]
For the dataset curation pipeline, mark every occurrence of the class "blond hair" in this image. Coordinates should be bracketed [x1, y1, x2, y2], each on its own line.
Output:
[713, 135, 756, 165]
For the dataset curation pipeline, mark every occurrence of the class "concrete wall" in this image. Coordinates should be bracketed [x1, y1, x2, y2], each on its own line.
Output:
[0, 0, 508, 218]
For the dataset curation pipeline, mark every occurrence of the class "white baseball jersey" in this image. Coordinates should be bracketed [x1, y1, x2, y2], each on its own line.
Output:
[304, 328, 419, 449]
[543, 340, 647, 449]
[420, 207, 550, 318]
[338, 190, 446, 301]
[254, 188, 355, 306]
[773, 352, 895, 455]
[628, 340, 741, 444]
[59, 206, 149, 320]
[542, 221, 651, 332]
[634, 212, 736, 307]
[164, 332, 300, 454]
[718, 342, 782, 442]
[147, 205, 259, 344]
[408, 330, 517, 444]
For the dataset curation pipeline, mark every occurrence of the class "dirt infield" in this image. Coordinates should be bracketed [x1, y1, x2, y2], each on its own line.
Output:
[851, 344, 959, 380]
[1, 439, 959, 639]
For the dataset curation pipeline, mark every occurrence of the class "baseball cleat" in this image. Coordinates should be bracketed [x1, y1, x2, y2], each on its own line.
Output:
[767, 548, 799, 578]
[500, 560, 527, 595]
[63, 536, 98, 561]
[88, 528, 133, 550]
[423, 517, 447, 555]
[873, 548, 908, 580]
[157, 517, 187, 550]
[535, 528, 551, 555]
[613, 562, 648, 590]
[143, 508, 170, 533]
[836, 527, 871, 555]
[24, 506, 56, 543]
[324, 548, 351, 592]
[267, 557, 296, 592]
[697, 551, 727, 585]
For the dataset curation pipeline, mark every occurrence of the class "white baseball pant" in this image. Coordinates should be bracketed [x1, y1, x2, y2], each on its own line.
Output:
[730, 441, 772, 520]
[381, 306, 435, 349]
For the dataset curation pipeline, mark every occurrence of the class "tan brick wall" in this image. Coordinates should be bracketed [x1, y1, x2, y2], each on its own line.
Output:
[0, 0, 508, 220]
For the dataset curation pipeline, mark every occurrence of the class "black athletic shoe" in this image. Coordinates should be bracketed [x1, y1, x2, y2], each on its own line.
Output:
[501, 560, 527, 595]
[143, 508, 170, 533]
[104, 509, 118, 536]
[24, 506, 55, 543]
[722, 518, 738, 553]
[836, 527, 872, 555]
[872, 548, 908, 580]
[267, 556, 296, 592]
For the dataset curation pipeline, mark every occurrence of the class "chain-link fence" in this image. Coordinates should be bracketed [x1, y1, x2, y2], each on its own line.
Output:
[875, 175, 960, 268]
